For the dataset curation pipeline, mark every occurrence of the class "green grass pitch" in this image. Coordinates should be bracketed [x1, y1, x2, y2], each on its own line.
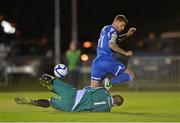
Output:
[0, 91, 180, 122]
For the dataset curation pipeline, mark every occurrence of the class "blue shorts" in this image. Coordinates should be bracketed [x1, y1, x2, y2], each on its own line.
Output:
[91, 56, 126, 81]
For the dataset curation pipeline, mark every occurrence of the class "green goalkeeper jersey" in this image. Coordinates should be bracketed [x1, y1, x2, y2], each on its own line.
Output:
[73, 87, 113, 112]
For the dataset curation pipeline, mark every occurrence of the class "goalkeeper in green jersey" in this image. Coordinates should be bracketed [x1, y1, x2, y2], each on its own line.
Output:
[15, 74, 124, 112]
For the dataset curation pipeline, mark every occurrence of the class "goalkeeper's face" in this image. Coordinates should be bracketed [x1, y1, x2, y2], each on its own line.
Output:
[115, 21, 126, 32]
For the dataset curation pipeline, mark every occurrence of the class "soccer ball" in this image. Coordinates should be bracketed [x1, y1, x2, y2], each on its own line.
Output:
[54, 64, 68, 78]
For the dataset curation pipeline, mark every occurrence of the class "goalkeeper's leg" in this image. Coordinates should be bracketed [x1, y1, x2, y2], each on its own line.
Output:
[39, 73, 77, 97]
[14, 97, 50, 108]
[39, 73, 55, 90]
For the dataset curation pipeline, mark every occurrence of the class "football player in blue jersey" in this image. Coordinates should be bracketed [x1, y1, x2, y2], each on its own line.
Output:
[91, 15, 136, 89]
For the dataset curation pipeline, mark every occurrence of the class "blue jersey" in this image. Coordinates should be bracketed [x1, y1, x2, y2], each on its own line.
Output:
[97, 25, 119, 57]
[91, 25, 126, 81]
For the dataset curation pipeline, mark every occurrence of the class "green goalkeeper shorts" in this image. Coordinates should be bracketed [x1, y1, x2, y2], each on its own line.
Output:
[50, 79, 77, 112]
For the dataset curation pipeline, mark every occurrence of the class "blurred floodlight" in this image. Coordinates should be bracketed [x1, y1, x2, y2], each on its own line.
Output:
[83, 41, 92, 48]
[81, 54, 89, 62]
[133, 59, 140, 65]
[165, 58, 171, 64]
[161, 32, 180, 39]
[1, 20, 16, 34]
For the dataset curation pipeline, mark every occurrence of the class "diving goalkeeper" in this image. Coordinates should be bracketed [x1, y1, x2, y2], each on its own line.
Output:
[15, 74, 124, 112]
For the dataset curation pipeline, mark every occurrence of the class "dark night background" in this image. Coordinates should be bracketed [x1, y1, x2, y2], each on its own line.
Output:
[1, 0, 180, 52]
[1, 1, 180, 119]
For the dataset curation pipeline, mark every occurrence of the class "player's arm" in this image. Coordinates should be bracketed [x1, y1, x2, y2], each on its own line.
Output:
[109, 33, 132, 56]
[118, 33, 129, 42]
[109, 31, 133, 56]
[109, 41, 133, 56]
[117, 27, 137, 42]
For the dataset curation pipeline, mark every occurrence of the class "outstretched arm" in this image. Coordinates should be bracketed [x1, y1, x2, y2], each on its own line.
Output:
[117, 27, 137, 42]
[118, 33, 128, 42]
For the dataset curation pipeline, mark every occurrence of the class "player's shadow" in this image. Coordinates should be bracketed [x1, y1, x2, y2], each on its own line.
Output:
[117, 111, 152, 116]
[113, 111, 173, 118]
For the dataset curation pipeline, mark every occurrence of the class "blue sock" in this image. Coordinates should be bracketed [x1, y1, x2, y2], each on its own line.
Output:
[110, 73, 133, 85]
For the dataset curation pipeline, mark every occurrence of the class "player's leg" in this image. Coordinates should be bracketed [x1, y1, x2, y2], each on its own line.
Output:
[110, 68, 134, 85]
[39, 73, 77, 97]
[50, 80, 80, 112]
[52, 78, 77, 98]
[104, 58, 134, 87]
[39, 74, 77, 111]
[91, 57, 106, 88]
[39, 73, 55, 90]
[14, 97, 50, 108]
[50, 95, 75, 112]
[91, 80, 100, 88]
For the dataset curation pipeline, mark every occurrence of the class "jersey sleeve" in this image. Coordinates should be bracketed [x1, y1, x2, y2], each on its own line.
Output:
[109, 30, 118, 43]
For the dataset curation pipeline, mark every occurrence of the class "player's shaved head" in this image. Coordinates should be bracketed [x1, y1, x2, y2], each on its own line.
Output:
[114, 15, 129, 24]
[112, 15, 128, 32]
[112, 95, 124, 106]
